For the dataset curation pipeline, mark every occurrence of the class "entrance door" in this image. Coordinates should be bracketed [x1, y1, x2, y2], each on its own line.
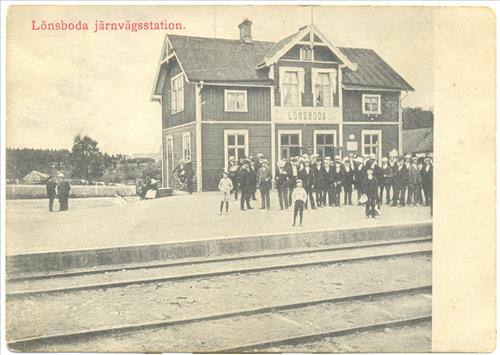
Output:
[361, 130, 382, 163]
[166, 136, 174, 188]
[279, 130, 302, 161]
[224, 130, 249, 170]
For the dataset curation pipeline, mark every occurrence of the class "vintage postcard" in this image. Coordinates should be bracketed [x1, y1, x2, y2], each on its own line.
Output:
[1, 3, 496, 353]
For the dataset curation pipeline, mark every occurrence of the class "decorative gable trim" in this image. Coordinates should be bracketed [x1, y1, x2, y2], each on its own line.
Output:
[261, 25, 357, 71]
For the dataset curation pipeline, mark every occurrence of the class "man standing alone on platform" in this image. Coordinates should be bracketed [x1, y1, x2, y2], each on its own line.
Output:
[45, 176, 57, 212]
[56, 173, 71, 211]
[257, 159, 272, 210]
[238, 159, 253, 211]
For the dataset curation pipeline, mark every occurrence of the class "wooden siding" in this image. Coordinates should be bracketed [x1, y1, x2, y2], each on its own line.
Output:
[342, 90, 399, 122]
[161, 58, 196, 129]
[162, 124, 198, 191]
[342, 124, 399, 158]
[201, 124, 272, 191]
[274, 123, 340, 160]
[201, 85, 272, 122]
[273, 61, 339, 107]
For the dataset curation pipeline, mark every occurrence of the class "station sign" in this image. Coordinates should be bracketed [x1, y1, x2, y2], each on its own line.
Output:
[272, 106, 341, 124]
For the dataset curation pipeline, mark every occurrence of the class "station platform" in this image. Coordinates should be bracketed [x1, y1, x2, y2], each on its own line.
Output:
[6, 192, 432, 275]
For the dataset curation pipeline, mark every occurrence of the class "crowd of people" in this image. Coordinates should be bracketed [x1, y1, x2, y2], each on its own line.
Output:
[220, 149, 433, 225]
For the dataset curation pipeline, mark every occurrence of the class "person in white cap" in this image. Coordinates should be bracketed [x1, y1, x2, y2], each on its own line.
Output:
[291, 179, 307, 227]
[332, 156, 344, 207]
[354, 157, 366, 205]
[218, 171, 233, 215]
[322, 156, 333, 206]
[56, 173, 71, 211]
[228, 156, 240, 200]
[275, 159, 289, 210]
[257, 159, 272, 210]
[379, 157, 393, 205]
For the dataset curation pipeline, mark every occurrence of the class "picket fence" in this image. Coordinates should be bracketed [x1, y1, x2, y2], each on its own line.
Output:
[6, 184, 137, 199]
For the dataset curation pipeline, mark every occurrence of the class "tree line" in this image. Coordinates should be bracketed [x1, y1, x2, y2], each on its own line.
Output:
[7, 134, 159, 184]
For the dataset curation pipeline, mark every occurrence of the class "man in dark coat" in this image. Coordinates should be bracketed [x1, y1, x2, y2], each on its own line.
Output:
[275, 159, 289, 210]
[238, 159, 253, 211]
[249, 160, 258, 201]
[313, 158, 325, 207]
[362, 167, 379, 218]
[257, 160, 272, 210]
[56, 173, 71, 211]
[45, 176, 57, 212]
[392, 157, 409, 206]
[421, 157, 433, 206]
[342, 160, 354, 205]
[184, 157, 194, 194]
[378, 157, 393, 205]
[322, 157, 333, 206]
[298, 158, 316, 209]
[228, 156, 240, 200]
[286, 157, 299, 206]
[354, 157, 366, 205]
[332, 156, 344, 207]
[407, 157, 422, 206]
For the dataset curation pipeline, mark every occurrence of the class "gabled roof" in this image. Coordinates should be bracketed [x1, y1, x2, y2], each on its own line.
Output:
[258, 25, 357, 71]
[340, 48, 414, 91]
[403, 128, 433, 154]
[152, 26, 414, 99]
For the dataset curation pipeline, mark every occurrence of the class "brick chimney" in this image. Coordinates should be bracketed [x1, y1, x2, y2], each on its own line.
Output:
[239, 19, 253, 44]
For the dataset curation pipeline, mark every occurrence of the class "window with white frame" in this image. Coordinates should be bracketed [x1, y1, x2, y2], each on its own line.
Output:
[362, 94, 381, 114]
[182, 132, 191, 160]
[312, 69, 337, 107]
[314, 130, 337, 158]
[300, 47, 313, 61]
[280, 68, 304, 107]
[224, 130, 248, 170]
[362, 130, 382, 162]
[171, 74, 184, 113]
[224, 90, 248, 112]
[279, 132, 301, 160]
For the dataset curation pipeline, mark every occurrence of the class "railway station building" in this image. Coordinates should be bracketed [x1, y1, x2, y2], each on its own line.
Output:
[151, 20, 414, 191]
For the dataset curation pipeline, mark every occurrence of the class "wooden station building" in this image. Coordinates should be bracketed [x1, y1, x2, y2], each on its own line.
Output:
[151, 20, 414, 191]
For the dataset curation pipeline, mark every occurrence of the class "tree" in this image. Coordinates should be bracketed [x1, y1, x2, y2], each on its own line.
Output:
[69, 134, 104, 183]
[402, 107, 434, 130]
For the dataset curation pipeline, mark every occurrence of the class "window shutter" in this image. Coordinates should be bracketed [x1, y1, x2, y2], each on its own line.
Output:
[329, 71, 337, 94]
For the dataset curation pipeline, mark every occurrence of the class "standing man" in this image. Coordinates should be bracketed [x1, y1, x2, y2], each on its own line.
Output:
[184, 157, 194, 194]
[275, 159, 289, 210]
[238, 159, 253, 211]
[407, 156, 422, 206]
[322, 157, 333, 206]
[45, 176, 57, 212]
[392, 157, 408, 207]
[298, 158, 316, 210]
[313, 157, 325, 207]
[286, 157, 299, 206]
[228, 156, 240, 200]
[332, 156, 344, 207]
[421, 157, 433, 207]
[379, 157, 393, 205]
[257, 159, 272, 210]
[249, 160, 258, 201]
[362, 167, 379, 218]
[354, 157, 366, 205]
[56, 173, 71, 211]
[342, 159, 354, 205]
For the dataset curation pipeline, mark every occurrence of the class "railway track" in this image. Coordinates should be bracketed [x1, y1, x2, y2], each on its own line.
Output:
[8, 285, 431, 352]
[7, 237, 431, 298]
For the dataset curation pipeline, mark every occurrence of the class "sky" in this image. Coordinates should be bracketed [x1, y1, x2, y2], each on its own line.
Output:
[6, 5, 434, 154]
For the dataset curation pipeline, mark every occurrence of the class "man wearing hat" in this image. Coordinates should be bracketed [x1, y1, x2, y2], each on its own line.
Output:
[342, 159, 354, 205]
[421, 157, 433, 207]
[56, 173, 71, 211]
[392, 156, 408, 206]
[228, 156, 240, 200]
[362, 166, 379, 218]
[249, 159, 258, 201]
[45, 176, 57, 212]
[407, 156, 422, 206]
[332, 155, 344, 207]
[275, 159, 290, 210]
[354, 156, 366, 205]
[313, 157, 325, 207]
[286, 157, 300, 206]
[322, 156, 333, 206]
[298, 157, 316, 210]
[184, 156, 194, 194]
[257, 159, 273, 210]
[238, 159, 253, 211]
[378, 157, 393, 205]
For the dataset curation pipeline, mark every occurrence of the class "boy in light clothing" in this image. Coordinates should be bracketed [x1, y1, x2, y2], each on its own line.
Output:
[218, 171, 233, 215]
[292, 179, 307, 227]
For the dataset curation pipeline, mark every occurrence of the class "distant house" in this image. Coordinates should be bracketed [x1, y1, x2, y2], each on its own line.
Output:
[22, 170, 49, 184]
[403, 128, 433, 156]
[152, 20, 414, 191]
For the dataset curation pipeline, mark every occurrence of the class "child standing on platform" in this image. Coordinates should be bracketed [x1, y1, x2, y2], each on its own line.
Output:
[292, 179, 307, 227]
[218, 171, 233, 215]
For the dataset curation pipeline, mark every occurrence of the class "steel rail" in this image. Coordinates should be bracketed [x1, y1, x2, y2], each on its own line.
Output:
[214, 315, 432, 353]
[7, 285, 432, 350]
[7, 248, 432, 299]
[8, 237, 431, 282]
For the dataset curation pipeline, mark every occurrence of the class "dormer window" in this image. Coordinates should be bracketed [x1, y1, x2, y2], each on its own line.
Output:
[312, 69, 338, 107]
[300, 47, 313, 61]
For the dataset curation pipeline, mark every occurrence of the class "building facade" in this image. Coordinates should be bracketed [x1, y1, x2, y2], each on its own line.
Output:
[152, 20, 414, 191]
